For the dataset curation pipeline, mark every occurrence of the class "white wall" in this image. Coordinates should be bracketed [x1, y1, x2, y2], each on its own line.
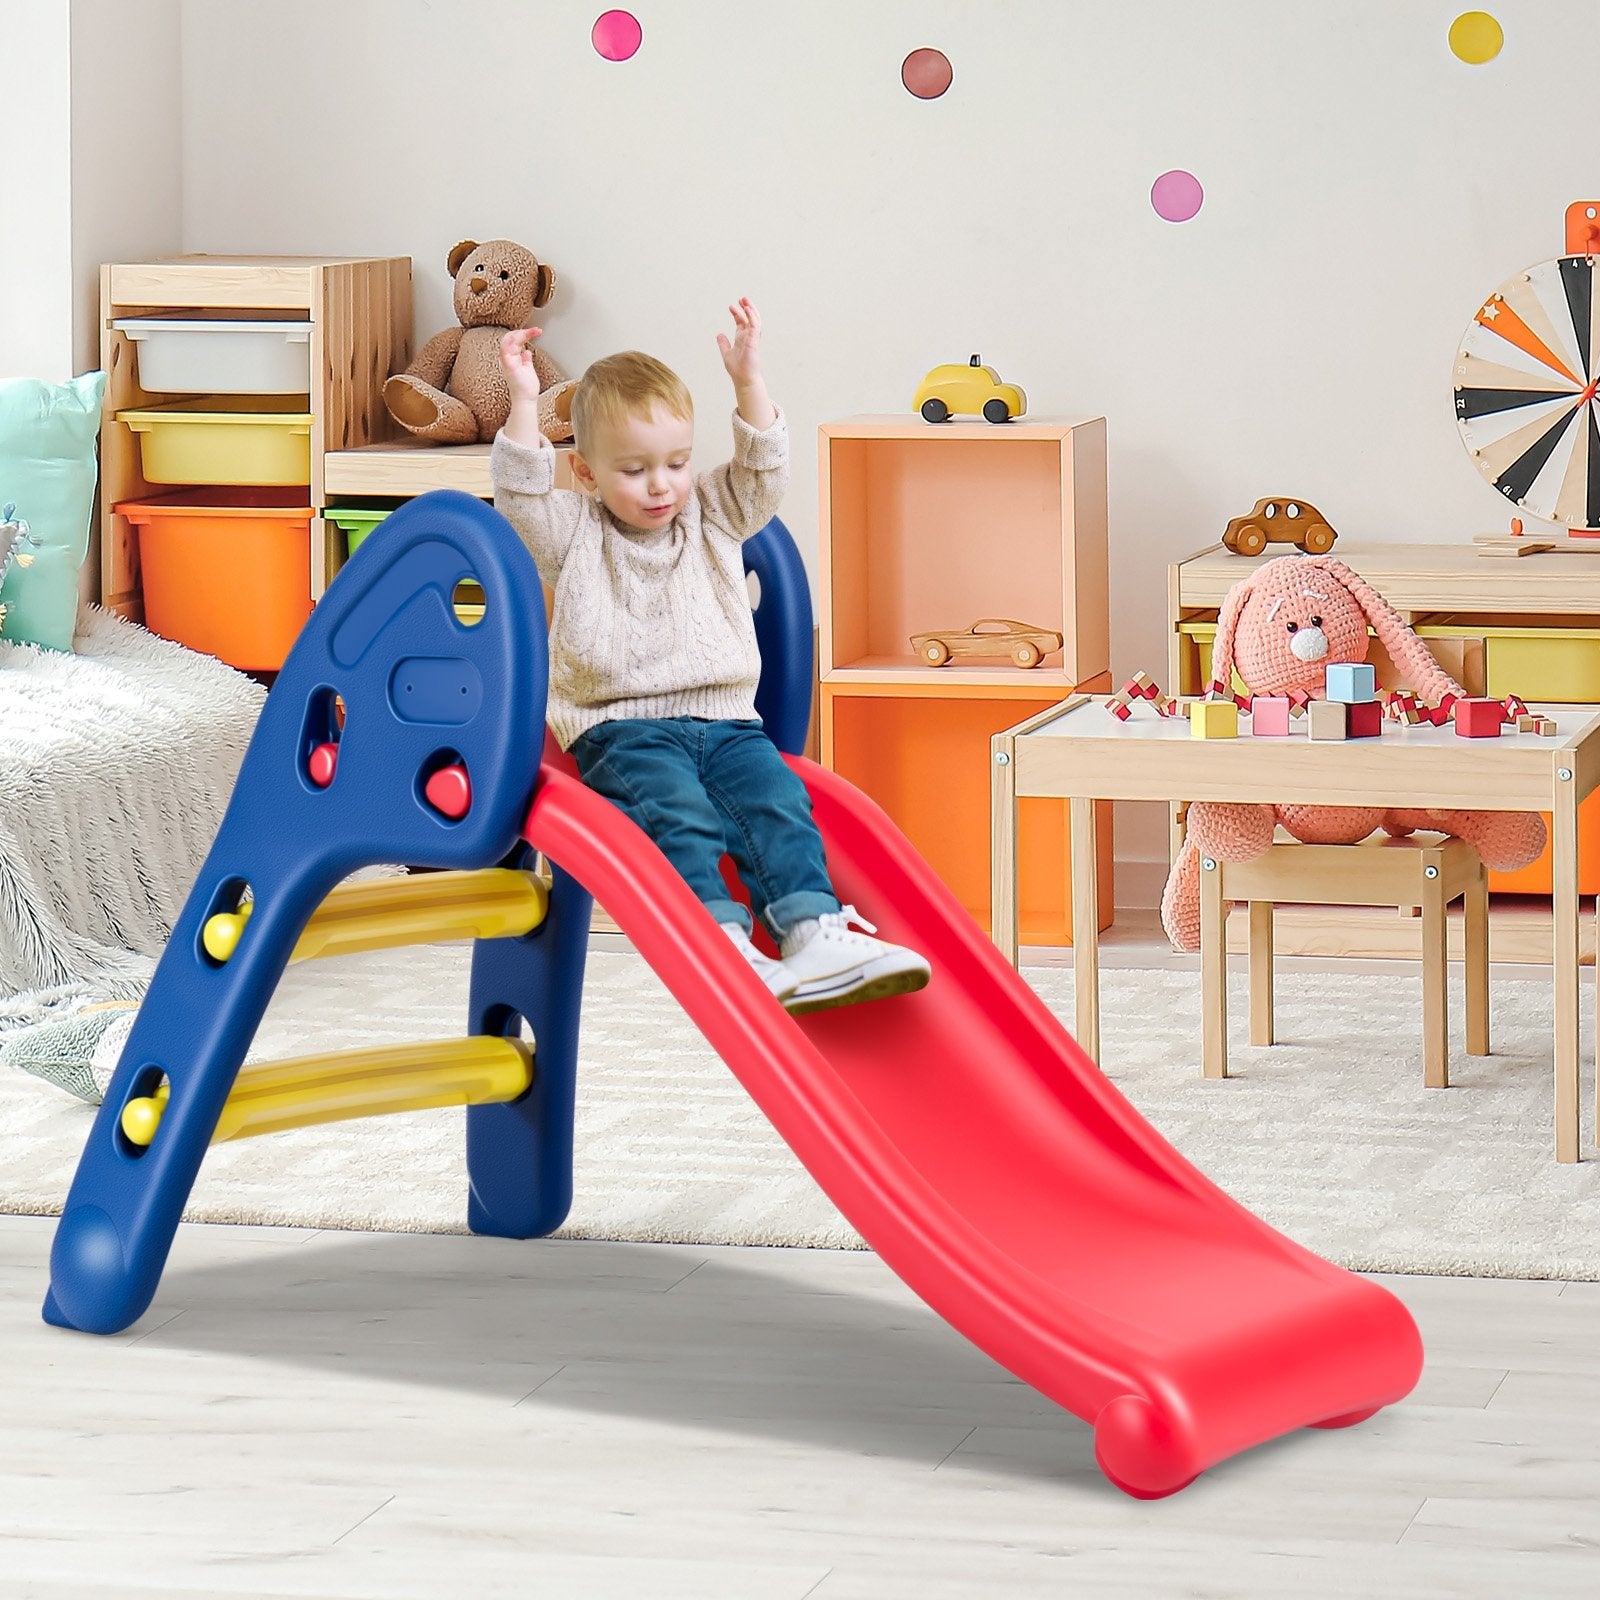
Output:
[69, 0, 183, 605]
[0, 0, 74, 381]
[173, 0, 1600, 885]
[70, 0, 184, 372]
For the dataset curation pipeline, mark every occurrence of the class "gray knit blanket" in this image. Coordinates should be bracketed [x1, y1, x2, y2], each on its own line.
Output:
[0, 607, 265, 1029]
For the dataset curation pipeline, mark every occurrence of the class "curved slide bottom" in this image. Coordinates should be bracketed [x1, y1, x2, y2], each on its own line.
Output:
[523, 757, 1423, 1498]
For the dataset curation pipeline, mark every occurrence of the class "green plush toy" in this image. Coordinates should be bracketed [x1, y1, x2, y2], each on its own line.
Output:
[0, 371, 107, 651]
[0, 502, 42, 636]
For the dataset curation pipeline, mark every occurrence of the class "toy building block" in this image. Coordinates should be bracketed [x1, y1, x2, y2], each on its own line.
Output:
[1517, 713, 1538, 732]
[1190, 701, 1239, 740]
[1500, 694, 1529, 723]
[1533, 716, 1558, 736]
[1454, 698, 1504, 738]
[1325, 663, 1377, 704]
[1125, 671, 1160, 700]
[1250, 695, 1292, 736]
[1104, 693, 1133, 721]
[1287, 690, 1311, 719]
[1307, 699, 1348, 741]
[1425, 692, 1459, 727]
[1384, 690, 1424, 725]
[1346, 699, 1382, 739]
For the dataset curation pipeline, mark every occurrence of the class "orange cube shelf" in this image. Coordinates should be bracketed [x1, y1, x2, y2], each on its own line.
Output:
[823, 679, 1114, 945]
[819, 415, 1108, 681]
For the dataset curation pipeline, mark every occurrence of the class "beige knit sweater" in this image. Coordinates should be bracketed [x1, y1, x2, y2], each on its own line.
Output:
[490, 409, 789, 749]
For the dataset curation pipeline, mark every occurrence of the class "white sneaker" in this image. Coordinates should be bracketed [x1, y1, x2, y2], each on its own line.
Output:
[777, 906, 931, 1015]
[721, 922, 798, 1002]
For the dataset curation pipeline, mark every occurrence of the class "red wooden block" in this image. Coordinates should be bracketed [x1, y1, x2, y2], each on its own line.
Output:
[1105, 695, 1133, 721]
[307, 741, 339, 788]
[1454, 698, 1503, 738]
[424, 763, 473, 818]
[1346, 699, 1383, 739]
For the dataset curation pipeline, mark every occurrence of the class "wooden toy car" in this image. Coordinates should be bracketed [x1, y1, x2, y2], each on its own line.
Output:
[910, 618, 1062, 667]
[1221, 497, 1338, 556]
[913, 355, 1027, 424]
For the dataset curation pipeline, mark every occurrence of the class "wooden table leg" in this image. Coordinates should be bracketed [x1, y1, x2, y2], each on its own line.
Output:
[1552, 773, 1580, 1162]
[1421, 855, 1448, 1089]
[1248, 900, 1274, 1047]
[1070, 796, 1100, 1064]
[990, 734, 1019, 968]
[1465, 865, 1489, 1058]
[1199, 854, 1228, 1079]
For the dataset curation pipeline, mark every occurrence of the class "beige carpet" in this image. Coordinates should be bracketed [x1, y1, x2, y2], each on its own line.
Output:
[4, 943, 1598, 1279]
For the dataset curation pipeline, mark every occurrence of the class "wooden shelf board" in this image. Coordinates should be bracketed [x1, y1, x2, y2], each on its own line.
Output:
[1175, 540, 1600, 615]
[324, 439, 576, 499]
[824, 662, 1081, 693]
[820, 413, 1104, 441]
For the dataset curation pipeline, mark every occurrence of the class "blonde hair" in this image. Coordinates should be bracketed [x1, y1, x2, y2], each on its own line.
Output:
[571, 351, 693, 451]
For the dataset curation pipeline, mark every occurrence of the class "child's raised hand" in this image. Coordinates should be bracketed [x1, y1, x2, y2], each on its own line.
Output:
[716, 298, 763, 387]
[499, 327, 545, 405]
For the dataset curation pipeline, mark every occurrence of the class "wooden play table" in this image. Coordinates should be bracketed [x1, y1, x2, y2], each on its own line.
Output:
[991, 696, 1600, 1162]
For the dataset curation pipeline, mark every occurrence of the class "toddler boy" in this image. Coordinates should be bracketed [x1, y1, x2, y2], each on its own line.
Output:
[491, 300, 929, 1013]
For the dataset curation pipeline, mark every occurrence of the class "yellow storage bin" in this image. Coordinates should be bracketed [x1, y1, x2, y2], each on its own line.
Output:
[116, 395, 313, 486]
[1483, 630, 1600, 702]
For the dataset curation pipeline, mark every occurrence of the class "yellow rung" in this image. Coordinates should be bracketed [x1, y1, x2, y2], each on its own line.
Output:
[289, 869, 548, 963]
[120, 1036, 532, 1147]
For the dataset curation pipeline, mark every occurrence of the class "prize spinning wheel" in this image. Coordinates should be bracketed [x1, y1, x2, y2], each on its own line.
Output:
[1454, 248, 1600, 531]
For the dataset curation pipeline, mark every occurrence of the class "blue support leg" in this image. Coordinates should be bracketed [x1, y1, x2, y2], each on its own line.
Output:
[465, 858, 592, 1238]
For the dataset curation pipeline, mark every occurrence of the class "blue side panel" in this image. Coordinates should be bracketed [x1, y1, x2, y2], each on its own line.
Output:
[464, 854, 592, 1238]
[45, 492, 548, 1334]
[744, 517, 814, 759]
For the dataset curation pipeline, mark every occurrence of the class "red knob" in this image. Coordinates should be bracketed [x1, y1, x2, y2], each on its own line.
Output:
[307, 742, 339, 788]
[424, 763, 472, 819]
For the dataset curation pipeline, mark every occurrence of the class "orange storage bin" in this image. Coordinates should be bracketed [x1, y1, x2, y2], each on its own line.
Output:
[115, 488, 313, 671]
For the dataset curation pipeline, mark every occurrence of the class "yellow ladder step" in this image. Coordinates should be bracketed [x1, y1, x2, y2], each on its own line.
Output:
[203, 869, 549, 964]
[121, 1036, 533, 1147]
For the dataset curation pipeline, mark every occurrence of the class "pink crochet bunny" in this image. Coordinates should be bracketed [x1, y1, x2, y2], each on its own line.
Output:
[1159, 554, 1547, 950]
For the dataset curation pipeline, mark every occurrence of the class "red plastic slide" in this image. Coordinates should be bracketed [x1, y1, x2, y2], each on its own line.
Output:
[523, 757, 1423, 1498]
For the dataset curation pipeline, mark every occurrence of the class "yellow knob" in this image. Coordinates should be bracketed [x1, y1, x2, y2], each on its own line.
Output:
[202, 900, 253, 962]
[120, 1096, 164, 1146]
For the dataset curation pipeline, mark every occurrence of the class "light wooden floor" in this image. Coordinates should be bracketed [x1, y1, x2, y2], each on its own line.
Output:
[3, 1213, 1598, 1598]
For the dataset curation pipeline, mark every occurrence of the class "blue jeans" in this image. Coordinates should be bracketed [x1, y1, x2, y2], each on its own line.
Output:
[570, 717, 840, 938]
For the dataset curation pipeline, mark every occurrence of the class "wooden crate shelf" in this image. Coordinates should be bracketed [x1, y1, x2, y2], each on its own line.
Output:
[100, 254, 411, 626]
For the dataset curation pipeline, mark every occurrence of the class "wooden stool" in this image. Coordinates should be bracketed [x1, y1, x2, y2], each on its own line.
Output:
[1197, 835, 1490, 1086]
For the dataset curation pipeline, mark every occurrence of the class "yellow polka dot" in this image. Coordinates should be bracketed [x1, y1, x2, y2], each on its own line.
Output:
[1449, 11, 1503, 65]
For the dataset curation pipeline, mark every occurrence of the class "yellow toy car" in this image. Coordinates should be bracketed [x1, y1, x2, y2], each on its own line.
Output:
[913, 355, 1027, 424]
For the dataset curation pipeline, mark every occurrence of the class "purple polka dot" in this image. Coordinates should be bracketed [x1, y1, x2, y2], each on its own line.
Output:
[592, 9, 642, 62]
[1151, 169, 1204, 223]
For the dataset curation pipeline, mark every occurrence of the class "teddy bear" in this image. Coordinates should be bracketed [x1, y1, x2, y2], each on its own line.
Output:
[383, 239, 578, 445]
[1159, 554, 1548, 950]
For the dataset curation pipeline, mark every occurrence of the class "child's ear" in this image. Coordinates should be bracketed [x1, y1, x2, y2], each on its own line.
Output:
[570, 451, 597, 493]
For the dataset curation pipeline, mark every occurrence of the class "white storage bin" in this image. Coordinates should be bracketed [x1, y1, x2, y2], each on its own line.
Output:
[112, 318, 313, 395]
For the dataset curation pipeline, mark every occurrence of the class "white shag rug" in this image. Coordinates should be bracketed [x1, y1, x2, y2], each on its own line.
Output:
[4, 942, 1599, 1280]
[0, 607, 263, 1018]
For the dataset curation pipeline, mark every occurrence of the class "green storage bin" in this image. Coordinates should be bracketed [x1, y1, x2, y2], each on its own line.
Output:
[324, 505, 392, 558]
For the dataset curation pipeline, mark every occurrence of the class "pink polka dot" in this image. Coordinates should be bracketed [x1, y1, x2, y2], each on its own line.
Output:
[1151, 169, 1204, 223]
[902, 48, 953, 99]
[592, 9, 642, 62]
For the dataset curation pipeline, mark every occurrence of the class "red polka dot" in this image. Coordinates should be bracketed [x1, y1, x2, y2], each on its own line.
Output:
[902, 48, 952, 100]
[592, 10, 642, 62]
